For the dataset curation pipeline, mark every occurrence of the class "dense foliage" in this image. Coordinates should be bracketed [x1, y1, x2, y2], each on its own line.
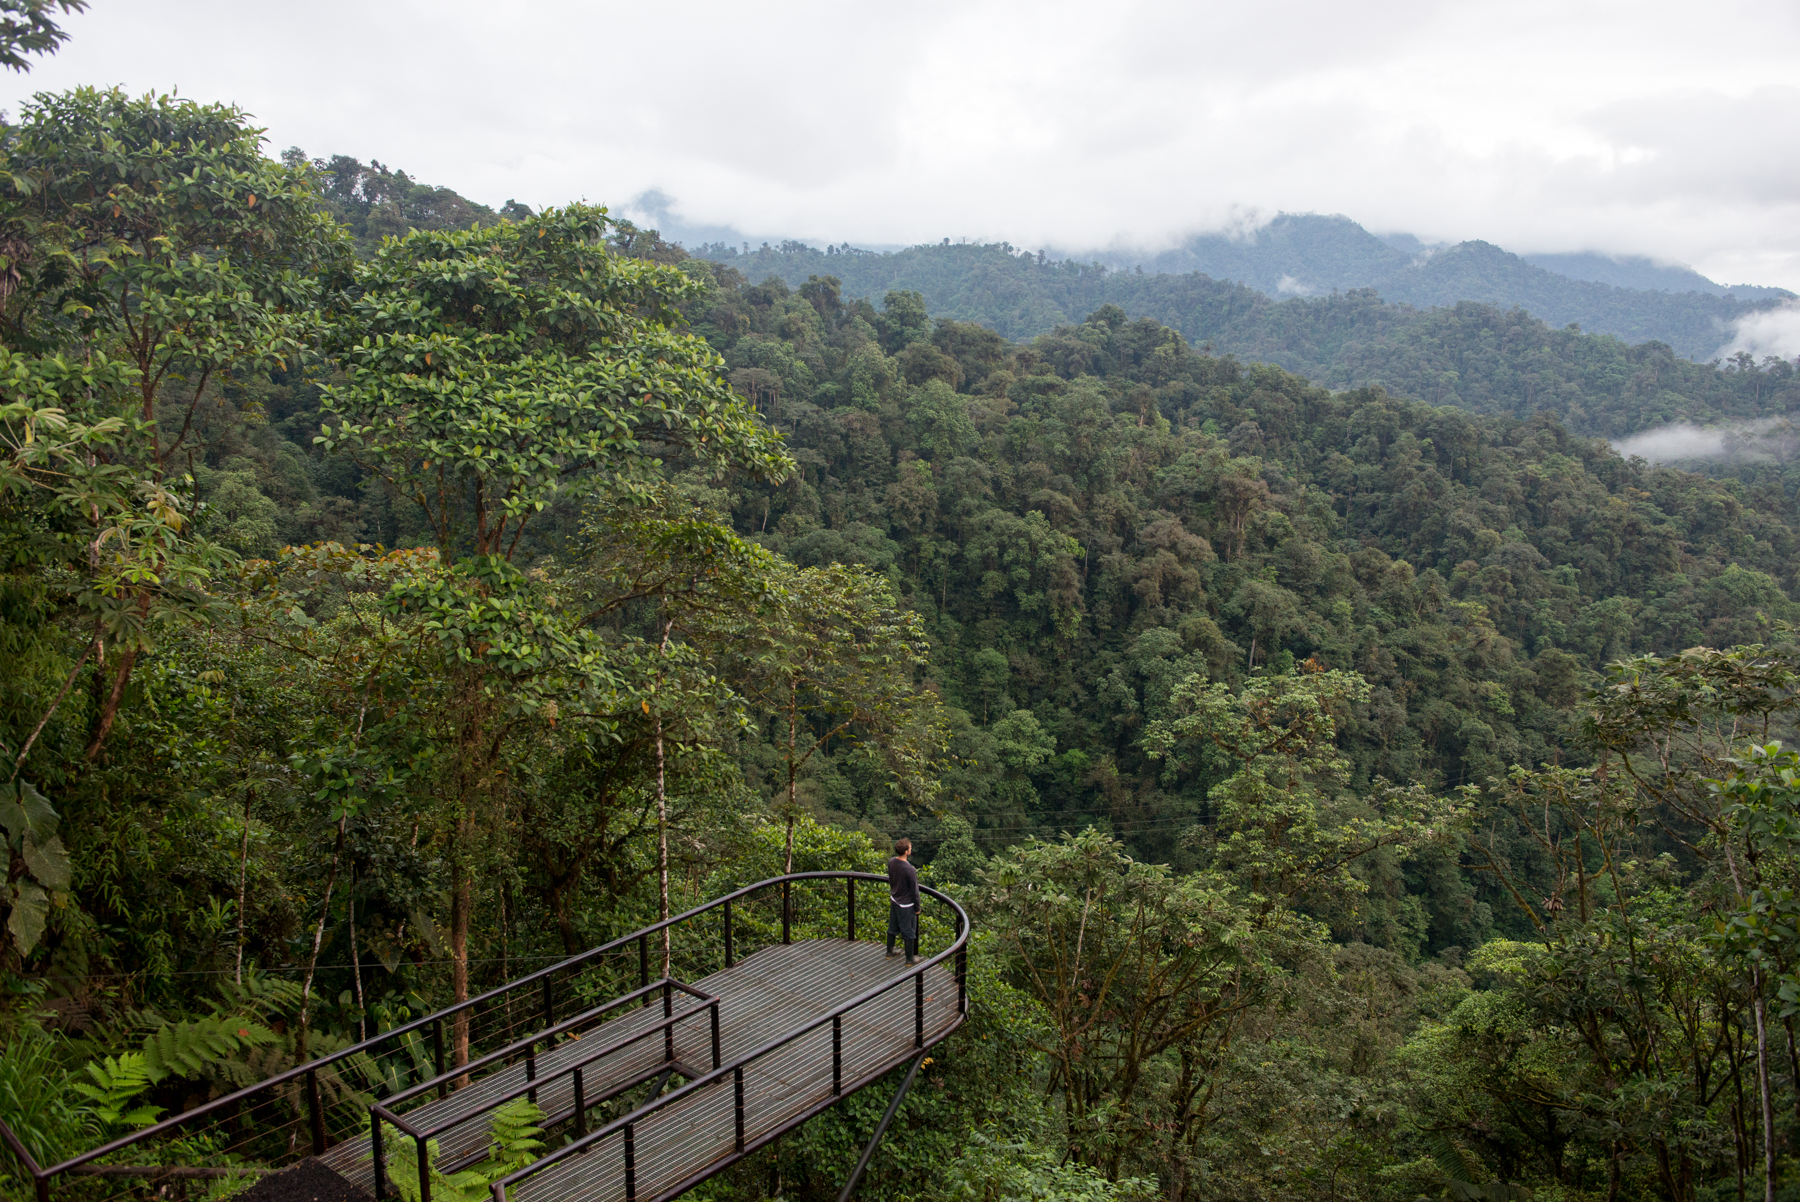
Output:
[696, 237, 1800, 438]
[9, 53, 1800, 1202]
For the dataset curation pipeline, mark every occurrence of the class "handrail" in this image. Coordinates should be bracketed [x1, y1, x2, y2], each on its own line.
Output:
[488, 874, 971, 1201]
[381, 978, 711, 1112]
[24, 870, 814, 1179]
[4, 869, 965, 1199]
[374, 988, 719, 1141]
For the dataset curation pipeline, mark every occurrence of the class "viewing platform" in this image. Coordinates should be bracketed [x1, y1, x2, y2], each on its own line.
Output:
[0, 872, 969, 1202]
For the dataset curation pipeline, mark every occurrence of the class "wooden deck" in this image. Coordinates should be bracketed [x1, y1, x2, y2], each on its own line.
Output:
[320, 939, 961, 1202]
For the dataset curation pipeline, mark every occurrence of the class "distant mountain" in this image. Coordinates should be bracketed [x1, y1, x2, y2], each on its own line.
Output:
[689, 214, 1791, 361]
[1073, 213, 1412, 296]
[683, 238, 1798, 439]
[1072, 216, 1792, 357]
[1521, 251, 1791, 301]
[1371, 240, 1782, 357]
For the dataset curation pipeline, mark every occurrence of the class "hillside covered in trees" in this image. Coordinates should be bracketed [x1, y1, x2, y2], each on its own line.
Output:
[694, 237, 1800, 438]
[10, 31, 1800, 1202]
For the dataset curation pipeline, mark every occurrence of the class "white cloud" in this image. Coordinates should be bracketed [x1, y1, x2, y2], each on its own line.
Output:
[7, 0, 1800, 288]
[1610, 418, 1800, 464]
[1718, 304, 1800, 362]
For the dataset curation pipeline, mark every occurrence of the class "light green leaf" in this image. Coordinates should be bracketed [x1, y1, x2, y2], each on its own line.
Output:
[8, 880, 48, 952]
[21, 831, 70, 890]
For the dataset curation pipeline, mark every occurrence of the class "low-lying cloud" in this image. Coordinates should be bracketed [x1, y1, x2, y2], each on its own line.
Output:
[1609, 417, 1800, 464]
[1718, 303, 1800, 362]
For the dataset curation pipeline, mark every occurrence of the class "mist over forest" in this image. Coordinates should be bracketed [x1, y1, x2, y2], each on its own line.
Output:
[11, 11, 1800, 1202]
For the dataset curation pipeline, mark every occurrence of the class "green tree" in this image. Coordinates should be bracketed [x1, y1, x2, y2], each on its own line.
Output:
[725, 562, 947, 871]
[317, 204, 788, 1064]
[0, 0, 84, 72]
[1144, 664, 1458, 905]
[0, 88, 342, 758]
[979, 829, 1275, 1196]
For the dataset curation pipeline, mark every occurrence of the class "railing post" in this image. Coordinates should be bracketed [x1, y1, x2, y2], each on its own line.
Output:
[782, 880, 791, 945]
[525, 1039, 538, 1106]
[35, 1175, 48, 1202]
[915, 972, 925, 1048]
[573, 1068, 587, 1146]
[432, 1019, 447, 1099]
[306, 1068, 326, 1154]
[371, 1112, 386, 1200]
[542, 970, 555, 1030]
[624, 1123, 637, 1202]
[958, 944, 968, 1014]
[724, 899, 734, 968]
[663, 982, 675, 1063]
[710, 999, 722, 1070]
[417, 1130, 433, 1202]
[847, 877, 856, 941]
[832, 1015, 842, 1095]
[733, 1067, 745, 1152]
[639, 935, 649, 1007]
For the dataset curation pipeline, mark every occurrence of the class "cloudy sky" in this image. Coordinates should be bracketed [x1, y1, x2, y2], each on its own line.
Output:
[10, 0, 1800, 289]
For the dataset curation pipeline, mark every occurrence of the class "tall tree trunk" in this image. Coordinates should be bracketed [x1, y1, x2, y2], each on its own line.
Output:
[655, 613, 674, 977]
[1754, 972, 1776, 1202]
[1784, 1015, 1800, 1129]
[297, 816, 347, 1065]
[548, 875, 581, 956]
[84, 645, 138, 760]
[656, 716, 670, 978]
[784, 687, 798, 875]
[11, 631, 96, 780]
[350, 865, 366, 1044]
[450, 851, 472, 1076]
[235, 786, 253, 985]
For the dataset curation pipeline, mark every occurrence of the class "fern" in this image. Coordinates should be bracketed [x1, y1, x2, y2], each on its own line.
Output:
[141, 1016, 278, 1082]
[377, 1101, 546, 1202]
[210, 971, 303, 1022]
[483, 1099, 545, 1177]
[379, 1125, 490, 1202]
[1423, 1130, 1532, 1201]
[70, 1053, 163, 1130]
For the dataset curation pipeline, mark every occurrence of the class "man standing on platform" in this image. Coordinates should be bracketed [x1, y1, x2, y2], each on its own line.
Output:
[886, 838, 920, 965]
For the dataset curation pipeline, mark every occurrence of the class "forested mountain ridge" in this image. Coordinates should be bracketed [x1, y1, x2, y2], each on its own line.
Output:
[687, 237, 1800, 439]
[265, 160, 1800, 441]
[687, 236, 1800, 439]
[276, 149, 531, 254]
[1372, 238, 1780, 351]
[1522, 248, 1793, 298]
[697, 212, 1791, 361]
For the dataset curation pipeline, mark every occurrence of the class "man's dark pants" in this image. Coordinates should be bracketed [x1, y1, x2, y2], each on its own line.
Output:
[886, 902, 917, 958]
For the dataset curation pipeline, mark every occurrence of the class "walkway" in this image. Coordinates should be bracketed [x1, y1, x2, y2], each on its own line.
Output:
[319, 940, 962, 1202]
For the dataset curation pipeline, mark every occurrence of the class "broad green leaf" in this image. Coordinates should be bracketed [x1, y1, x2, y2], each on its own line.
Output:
[7, 880, 48, 953]
[20, 831, 70, 890]
[0, 778, 57, 842]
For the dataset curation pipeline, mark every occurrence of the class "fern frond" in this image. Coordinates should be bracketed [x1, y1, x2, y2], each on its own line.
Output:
[212, 971, 304, 1022]
[71, 1054, 162, 1129]
[485, 1099, 545, 1175]
[141, 1016, 277, 1082]
[1423, 1129, 1475, 1184]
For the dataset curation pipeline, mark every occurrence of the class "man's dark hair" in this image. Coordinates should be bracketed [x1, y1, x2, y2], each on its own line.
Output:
[894, 837, 911, 856]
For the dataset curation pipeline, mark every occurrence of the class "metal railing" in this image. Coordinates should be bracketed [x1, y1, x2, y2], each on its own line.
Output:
[371, 979, 722, 1202]
[0, 871, 969, 1202]
[488, 872, 971, 1202]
